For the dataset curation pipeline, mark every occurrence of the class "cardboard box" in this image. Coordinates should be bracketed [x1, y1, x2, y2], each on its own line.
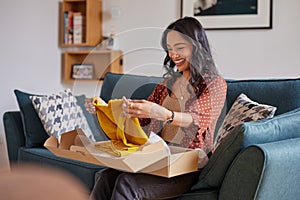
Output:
[44, 129, 199, 177]
[140, 146, 199, 178]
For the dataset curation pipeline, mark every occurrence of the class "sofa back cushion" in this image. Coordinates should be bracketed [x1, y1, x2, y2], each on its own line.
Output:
[76, 95, 108, 141]
[101, 74, 300, 116]
[214, 78, 300, 137]
[14, 89, 49, 147]
[14, 89, 105, 147]
[100, 72, 163, 102]
[191, 107, 300, 191]
[225, 78, 300, 115]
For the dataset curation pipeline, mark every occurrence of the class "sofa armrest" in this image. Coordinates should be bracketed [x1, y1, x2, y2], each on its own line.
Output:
[219, 137, 300, 200]
[3, 111, 25, 163]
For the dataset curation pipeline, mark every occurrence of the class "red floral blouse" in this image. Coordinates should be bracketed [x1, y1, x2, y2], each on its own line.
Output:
[139, 76, 227, 153]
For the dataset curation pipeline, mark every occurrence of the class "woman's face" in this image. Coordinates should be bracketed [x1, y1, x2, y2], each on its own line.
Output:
[166, 30, 193, 73]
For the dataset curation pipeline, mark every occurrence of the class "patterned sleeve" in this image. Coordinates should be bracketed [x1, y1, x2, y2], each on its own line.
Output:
[182, 77, 227, 153]
[139, 82, 168, 131]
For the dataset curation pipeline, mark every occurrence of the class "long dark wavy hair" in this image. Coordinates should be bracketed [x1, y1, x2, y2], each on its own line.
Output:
[161, 17, 219, 98]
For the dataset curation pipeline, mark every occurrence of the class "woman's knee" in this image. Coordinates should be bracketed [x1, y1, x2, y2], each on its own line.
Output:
[113, 173, 140, 199]
[116, 173, 138, 189]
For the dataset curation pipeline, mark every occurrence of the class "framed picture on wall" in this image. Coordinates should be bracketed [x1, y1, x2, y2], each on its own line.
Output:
[72, 64, 94, 80]
[181, 0, 272, 30]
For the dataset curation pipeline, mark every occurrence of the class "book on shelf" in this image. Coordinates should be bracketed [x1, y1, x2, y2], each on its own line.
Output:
[68, 11, 73, 44]
[63, 11, 86, 45]
[73, 12, 83, 44]
[64, 11, 69, 44]
[82, 15, 86, 44]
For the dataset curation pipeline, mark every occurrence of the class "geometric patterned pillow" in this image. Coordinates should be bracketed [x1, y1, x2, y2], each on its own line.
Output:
[213, 93, 277, 150]
[30, 89, 95, 142]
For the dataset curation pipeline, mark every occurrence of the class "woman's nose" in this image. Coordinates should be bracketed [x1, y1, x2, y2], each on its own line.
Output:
[170, 51, 179, 58]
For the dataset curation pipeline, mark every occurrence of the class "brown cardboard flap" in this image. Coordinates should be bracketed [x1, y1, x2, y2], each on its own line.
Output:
[59, 130, 77, 149]
[44, 136, 58, 148]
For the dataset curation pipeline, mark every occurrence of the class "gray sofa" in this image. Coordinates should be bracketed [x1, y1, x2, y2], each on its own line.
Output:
[3, 72, 300, 199]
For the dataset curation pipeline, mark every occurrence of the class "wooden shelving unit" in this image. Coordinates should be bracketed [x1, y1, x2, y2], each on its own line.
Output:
[62, 50, 123, 83]
[59, 0, 123, 83]
[59, 0, 102, 47]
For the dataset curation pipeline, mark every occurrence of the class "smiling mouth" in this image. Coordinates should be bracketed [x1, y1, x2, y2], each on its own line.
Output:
[174, 59, 185, 66]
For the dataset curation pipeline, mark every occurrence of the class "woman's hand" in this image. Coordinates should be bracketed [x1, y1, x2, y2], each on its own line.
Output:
[85, 98, 97, 114]
[122, 96, 170, 121]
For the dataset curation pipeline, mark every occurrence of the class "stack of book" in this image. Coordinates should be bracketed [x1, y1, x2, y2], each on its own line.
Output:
[64, 11, 86, 45]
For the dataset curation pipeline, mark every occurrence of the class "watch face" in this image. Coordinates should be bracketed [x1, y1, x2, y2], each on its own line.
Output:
[165, 110, 174, 125]
[170, 111, 174, 122]
[166, 118, 173, 125]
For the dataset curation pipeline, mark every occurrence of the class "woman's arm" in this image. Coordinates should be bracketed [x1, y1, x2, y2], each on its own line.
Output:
[124, 98, 194, 127]
[185, 77, 227, 151]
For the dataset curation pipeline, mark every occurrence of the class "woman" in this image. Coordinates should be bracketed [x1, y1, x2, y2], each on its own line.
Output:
[89, 17, 227, 200]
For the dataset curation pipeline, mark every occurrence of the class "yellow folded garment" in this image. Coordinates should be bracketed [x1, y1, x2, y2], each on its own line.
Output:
[94, 141, 135, 157]
[93, 98, 148, 156]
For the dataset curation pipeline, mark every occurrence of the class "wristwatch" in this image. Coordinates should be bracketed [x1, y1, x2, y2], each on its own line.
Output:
[166, 110, 174, 125]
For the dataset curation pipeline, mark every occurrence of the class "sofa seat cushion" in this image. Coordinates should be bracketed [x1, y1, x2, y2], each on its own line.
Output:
[18, 147, 105, 191]
[192, 107, 300, 191]
[176, 189, 218, 200]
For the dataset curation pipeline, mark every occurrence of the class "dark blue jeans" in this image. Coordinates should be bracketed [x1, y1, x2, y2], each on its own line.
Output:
[90, 168, 200, 200]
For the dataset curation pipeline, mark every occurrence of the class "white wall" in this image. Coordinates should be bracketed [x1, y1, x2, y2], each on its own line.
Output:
[103, 0, 300, 79]
[0, 0, 299, 169]
[208, 0, 300, 79]
[0, 0, 62, 170]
